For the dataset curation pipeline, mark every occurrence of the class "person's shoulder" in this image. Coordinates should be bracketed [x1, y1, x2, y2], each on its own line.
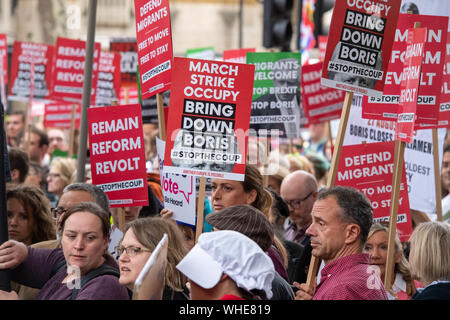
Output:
[31, 239, 60, 249]
[413, 283, 450, 300]
[78, 274, 130, 300]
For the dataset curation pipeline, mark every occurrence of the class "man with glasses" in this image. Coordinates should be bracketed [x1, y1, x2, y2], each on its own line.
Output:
[280, 170, 318, 284]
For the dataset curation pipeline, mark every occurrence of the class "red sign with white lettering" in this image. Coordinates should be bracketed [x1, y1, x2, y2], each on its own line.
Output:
[362, 14, 449, 127]
[9, 41, 55, 101]
[88, 104, 148, 207]
[134, 0, 173, 99]
[301, 62, 345, 124]
[95, 51, 121, 106]
[395, 27, 427, 143]
[52, 37, 101, 104]
[438, 32, 450, 129]
[223, 48, 256, 64]
[336, 141, 412, 242]
[0, 34, 7, 86]
[44, 102, 81, 129]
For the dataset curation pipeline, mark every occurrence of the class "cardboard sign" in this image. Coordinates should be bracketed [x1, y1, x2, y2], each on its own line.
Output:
[95, 51, 121, 106]
[8, 41, 55, 102]
[156, 137, 196, 226]
[301, 62, 345, 123]
[438, 32, 450, 128]
[186, 47, 215, 60]
[133, 234, 168, 300]
[88, 104, 148, 207]
[362, 14, 449, 125]
[247, 52, 305, 138]
[395, 27, 427, 143]
[336, 141, 412, 241]
[163, 57, 254, 181]
[344, 94, 446, 217]
[321, 0, 401, 96]
[110, 38, 138, 85]
[44, 102, 81, 129]
[52, 37, 101, 103]
[134, 0, 173, 99]
[223, 48, 255, 64]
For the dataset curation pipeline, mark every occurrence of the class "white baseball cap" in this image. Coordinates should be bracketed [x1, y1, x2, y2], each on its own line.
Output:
[176, 230, 275, 299]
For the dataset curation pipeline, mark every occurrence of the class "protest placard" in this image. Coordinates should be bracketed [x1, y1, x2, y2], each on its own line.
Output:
[362, 14, 448, 125]
[134, 0, 173, 99]
[44, 102, 81, 129]
[133, 234, 168, 300]
[110, 38, 138, 85]
[344, 94, 446, 218]
[223, 48, 255, 64]
[321, 0, 401, 97]
[8, 41, 54, 102]
[95, 51, 121, 106]
[438, 32, 450, 128]
[186, 47, 215, 60]
[336, 141, 412, 241]
[163, 57, 254, 181]
[395, 27, 427, 143]
[88, 104, 148, 207]
[247, 52, 305, 138]
[156, 137, 196, 226]
[52, 37, 100, 104]
[301, 61, 345, 124]
[318, 35, 328, 61]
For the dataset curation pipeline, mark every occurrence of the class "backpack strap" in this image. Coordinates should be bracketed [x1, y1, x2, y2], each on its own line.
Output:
[71, 264, 120, 300]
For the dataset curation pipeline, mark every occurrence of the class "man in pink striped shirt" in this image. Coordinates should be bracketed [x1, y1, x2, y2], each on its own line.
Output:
[294, 186, 388, 300]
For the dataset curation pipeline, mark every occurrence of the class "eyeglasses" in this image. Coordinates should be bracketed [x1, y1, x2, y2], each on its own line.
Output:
[285, 191, 314, 209]
[51, 206, 67, 219]
[115, 245, 151, 257]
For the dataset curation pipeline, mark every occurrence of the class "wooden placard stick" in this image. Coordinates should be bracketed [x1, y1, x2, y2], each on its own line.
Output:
[195, 177, 206, 243]
[156, 93, 166, 141]
[383, 139, 406, 290]
[117, 207, 126, 232]
[305, 91, 353, 289]
[432, 128, 443, 222]
[23, 63, 35, 151]
[384, 20, 421, 291]
[68, 104, 77, 158]
[326, 120, 334, 148]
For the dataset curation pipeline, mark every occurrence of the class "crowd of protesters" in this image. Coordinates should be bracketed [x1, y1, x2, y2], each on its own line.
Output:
[0, 115, 449, 301]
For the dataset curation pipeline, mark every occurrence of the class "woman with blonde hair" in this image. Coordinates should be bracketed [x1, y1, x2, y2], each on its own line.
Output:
[47, 157, 77, 201]
[118, 217, 189, 300]
[286, 154, 314, 174]
[364, 222, 421, 299]
[409, 221, 450, 300]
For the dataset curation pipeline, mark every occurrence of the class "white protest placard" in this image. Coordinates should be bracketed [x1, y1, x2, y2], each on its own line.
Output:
[156, 137, 196, 226]
[133, 234, 168, 300]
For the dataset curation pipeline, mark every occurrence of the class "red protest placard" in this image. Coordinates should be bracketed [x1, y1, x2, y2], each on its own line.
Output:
[95, 51, 121, 106]
[163, 57, 254, 181]
[318, 36, 328, 62]
[336, 141, 412, 242]
[362, 14, 449, 125]
[52, 37, 101, 104]
[88, 104, 148, 207]
[223, 48, 255, 64]
[395, 27, 427, 143]
[301, 62, 345, 124]
[321, 0, 401, 97]
[134, 0, 173, 99]
[110, 39, 138, 85]
[8, 41, 55, 102]
[0, 34, 7, 86]
[44, 102, 81, 129]
[438, 32, 450, 128]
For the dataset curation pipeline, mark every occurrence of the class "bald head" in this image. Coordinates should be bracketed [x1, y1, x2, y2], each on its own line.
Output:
[280, 170, 318, 229]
